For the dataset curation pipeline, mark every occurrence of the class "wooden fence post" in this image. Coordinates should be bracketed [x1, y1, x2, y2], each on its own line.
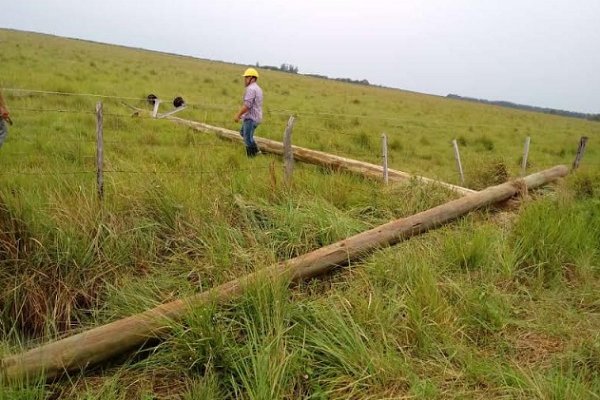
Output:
[283, 115, 295, 186]
[572, 136, 588, 170]
[96, 102, 104, 201]
[521, 136, 531, 176]
[152, 99, 161, 118]
[452, 139, 465, 185]
[381, 133, 389, 184]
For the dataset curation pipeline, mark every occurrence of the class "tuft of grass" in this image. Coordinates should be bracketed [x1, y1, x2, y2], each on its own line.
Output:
[474, 135, 495, 151]
[456, 135, 468, 146]
[443, 222, 500, 272]
[510, 197, 600, 287]
[568, 170, 600, 200]
[351, 132, 373, 151]
[293, 297, 410, 397]
[465, 158, 510, 190]
[183, 370, 223, 400]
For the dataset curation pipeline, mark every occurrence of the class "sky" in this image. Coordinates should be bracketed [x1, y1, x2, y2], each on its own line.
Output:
[2, 0, 599, 113]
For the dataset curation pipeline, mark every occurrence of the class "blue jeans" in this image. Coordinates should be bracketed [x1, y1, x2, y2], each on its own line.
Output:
[0, 119, 7, 150]
[240, 119, 260, 156]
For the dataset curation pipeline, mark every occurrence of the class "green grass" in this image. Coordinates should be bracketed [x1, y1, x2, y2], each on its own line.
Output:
[0, 28, 599, 399]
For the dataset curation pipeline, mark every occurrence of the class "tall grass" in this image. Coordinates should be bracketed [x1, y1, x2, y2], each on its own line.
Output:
[511, 196, 600, 287]
[0, 29, 599, 398]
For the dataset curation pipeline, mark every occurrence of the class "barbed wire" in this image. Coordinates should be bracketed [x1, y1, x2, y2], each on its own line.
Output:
[105, 165, 273, 175]
[103, 140, 243, 149]
[9, 107, 159, 120]
[6, 137, 592, 170]
[9, 106, 250, 130]
[8, 99, 596, 146]
[6, 137, 593, 169]
[8, 86, 592, 130]
[7, 106, 395, 149]
[301, 124, 396, 140]
[10, 130, 272, 149]
[8, 137, 93, 144]
[9, 107, 94, 115]
[0, 165, 274, 178]
[0, 166, 407, 205]
[0, 170, 95, 176]
[4, 105, 398, 148]
[3, 90, 595, 177]
[10, 138, 246, 150]
[3, 88, 250, 117]
[2, 88, 146, 102]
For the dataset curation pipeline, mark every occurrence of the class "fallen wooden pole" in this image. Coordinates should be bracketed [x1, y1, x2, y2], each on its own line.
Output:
[166, 116, 475, 196]
[0, 165, 568, 382]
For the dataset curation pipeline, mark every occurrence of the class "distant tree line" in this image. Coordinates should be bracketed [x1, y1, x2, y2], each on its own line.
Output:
[447, 94, 599, 122]
[255, 62, 371, 86]
[304, 73, 370, 86]
[255, 62, 299, 74]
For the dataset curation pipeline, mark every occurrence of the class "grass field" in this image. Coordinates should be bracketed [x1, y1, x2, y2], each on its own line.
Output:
[0, 28, 599, 399]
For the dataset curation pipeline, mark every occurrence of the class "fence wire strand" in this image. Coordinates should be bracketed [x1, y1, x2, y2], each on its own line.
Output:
[10, 86, 589, 129]
[1, 88, 595, 189]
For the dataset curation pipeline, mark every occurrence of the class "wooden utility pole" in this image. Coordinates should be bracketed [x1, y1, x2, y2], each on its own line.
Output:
[165, 116, 476, 196]
[0, 165, 568, 382]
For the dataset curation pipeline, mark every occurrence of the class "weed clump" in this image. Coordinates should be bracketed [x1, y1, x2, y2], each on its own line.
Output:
[389, 139, 403, 151]
[474, 135, 495, 151]
[510, 198, 600, 286]
[466, 159, 509, 190]
[351, 132, 372, 150]
[568, 171, 598, 199]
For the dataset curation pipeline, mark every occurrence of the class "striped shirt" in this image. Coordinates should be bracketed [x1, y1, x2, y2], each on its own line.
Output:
[241, 82, 263, 123]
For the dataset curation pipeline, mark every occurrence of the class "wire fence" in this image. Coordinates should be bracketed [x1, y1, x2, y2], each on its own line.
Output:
[8, 86, 589, 130]
[1, 87, 595, 193]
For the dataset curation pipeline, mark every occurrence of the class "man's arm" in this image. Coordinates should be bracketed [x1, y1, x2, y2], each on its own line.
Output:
[234, 86, 256, 122]
[234, 105, 249, 122]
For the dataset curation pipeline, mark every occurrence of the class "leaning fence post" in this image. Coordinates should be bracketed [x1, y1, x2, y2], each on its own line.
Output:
[572, 136, 588, 170]
[381, 133, 389, 184]
[521, 136, 531, 176]
[96, 102, 104, 201]
[283, 115, 295, 186]
[152, 99, 161, 118]
[452, 139, 465, 185]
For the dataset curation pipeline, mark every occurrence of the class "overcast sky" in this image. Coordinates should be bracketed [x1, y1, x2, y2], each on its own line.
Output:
[3, 0, 599, 113]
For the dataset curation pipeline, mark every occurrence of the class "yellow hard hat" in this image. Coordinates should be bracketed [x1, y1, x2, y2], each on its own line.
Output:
[243, 68, 259, 78]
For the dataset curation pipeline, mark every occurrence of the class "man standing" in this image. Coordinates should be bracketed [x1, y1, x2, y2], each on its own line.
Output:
[235, 68, 263, 157]
[0, 90, 10, 150]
